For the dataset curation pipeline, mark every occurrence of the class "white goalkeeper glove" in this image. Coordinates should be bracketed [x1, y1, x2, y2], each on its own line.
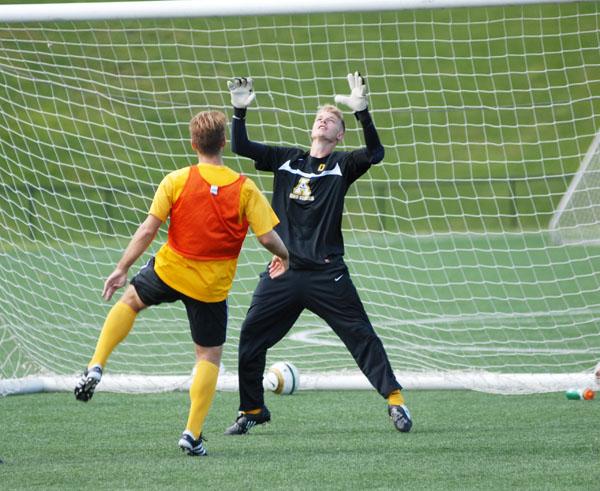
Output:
[228, 77, 256, 109]
[334, 71, 368, 112]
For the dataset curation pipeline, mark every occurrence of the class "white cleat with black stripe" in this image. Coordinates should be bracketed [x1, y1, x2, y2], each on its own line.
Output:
[74, 365, 102, 402]
[388, 404, 413, 433]
[178, 431, 207, 456]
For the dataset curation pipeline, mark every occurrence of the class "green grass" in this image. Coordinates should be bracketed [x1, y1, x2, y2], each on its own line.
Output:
[1, 390, 599, 490]
[0, 5, 599, 489]
[0, 7, 599, 487]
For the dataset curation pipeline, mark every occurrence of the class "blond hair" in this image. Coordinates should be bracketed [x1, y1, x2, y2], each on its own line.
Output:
[317, 104, 345, 132]
[189, 110, 227, 155]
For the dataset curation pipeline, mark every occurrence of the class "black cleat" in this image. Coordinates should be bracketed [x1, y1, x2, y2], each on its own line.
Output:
[74, 365, 102, 402]
[224, 406, 271, 435]
[178, 431, 207, 456]
[388, 404, 412, 433]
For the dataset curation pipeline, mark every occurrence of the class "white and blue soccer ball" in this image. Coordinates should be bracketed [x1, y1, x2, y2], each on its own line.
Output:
[264, 361, 300, 395]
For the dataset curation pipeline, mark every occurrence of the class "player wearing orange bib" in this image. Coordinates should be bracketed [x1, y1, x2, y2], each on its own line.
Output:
[74, 110, 288, 457]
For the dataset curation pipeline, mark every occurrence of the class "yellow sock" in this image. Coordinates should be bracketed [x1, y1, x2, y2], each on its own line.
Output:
[185, 360, 220, 439]
[387, 389, 405, 406]
[89, 301, 137, 368]
[242, 408, 262, 415]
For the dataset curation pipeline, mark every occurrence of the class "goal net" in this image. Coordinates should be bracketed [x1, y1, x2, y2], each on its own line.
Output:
[1, 0, 599, 395]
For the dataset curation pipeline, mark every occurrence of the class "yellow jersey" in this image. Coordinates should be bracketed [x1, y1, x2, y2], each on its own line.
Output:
[148, 163, 278, 302]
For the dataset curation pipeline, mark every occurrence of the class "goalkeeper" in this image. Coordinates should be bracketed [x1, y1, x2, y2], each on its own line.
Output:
[74, 110, 289, 457]
[224, 74, 412, 435]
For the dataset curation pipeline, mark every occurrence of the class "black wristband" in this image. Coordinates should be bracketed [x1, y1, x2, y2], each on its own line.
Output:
[354, 108, 371, 123]
[233, 107, 247, 119]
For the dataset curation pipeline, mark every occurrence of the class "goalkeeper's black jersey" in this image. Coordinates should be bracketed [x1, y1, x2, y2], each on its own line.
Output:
[232, 108, 384, 270]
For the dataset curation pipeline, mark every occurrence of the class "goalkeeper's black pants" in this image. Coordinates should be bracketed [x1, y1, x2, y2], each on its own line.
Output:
[237, 263, 402, 411]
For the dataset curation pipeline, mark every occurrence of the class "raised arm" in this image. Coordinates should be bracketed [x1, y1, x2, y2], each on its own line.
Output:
[335, 72, 384, 166]
[228, 77, 272, 161]
[354, 108, 384, 164]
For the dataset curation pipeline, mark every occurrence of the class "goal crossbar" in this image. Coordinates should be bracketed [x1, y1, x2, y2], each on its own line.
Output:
[0, 0, 586, 23]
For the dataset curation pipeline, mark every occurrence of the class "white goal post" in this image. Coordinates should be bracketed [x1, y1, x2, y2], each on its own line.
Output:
[1, 0, 599, 396]
[549, 130, 600, 245]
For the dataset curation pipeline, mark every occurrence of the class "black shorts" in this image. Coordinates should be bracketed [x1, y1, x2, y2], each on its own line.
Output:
[130, 258, 227, 347]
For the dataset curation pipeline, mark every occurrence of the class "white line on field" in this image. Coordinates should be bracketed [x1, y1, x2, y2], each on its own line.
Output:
[288, 327, 600, 354]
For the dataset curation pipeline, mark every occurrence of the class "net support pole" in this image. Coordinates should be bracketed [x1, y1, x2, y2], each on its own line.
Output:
[548, 130, 600, 232]
[2, 372, 598, 396]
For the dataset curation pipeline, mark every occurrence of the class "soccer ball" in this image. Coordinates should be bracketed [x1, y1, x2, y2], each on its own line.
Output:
[263, 361, 300, 395]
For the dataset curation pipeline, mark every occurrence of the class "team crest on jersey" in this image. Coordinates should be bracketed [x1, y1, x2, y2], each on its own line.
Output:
[318, 163, 326, 172]
[289, 177, 314, 201]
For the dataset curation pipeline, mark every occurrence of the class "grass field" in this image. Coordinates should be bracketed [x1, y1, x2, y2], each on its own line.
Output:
[1, 390, 599, 490]
[0, 2, 599, 489]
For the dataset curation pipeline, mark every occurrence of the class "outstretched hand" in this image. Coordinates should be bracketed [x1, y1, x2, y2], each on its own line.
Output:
[228, 77, 256, 109]
[268, 255, 288, 279]
[102, 267, 128, 301]
[334, 71, 368, 112]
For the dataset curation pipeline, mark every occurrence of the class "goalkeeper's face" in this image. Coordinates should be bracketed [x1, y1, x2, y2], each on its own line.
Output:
[311, 110, 345, 144]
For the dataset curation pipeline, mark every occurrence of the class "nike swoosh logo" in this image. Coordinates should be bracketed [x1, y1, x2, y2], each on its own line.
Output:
[334, 274, 344, 282]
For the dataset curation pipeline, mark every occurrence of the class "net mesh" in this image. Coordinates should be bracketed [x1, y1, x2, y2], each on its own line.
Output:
[1, 2, 599, 393]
